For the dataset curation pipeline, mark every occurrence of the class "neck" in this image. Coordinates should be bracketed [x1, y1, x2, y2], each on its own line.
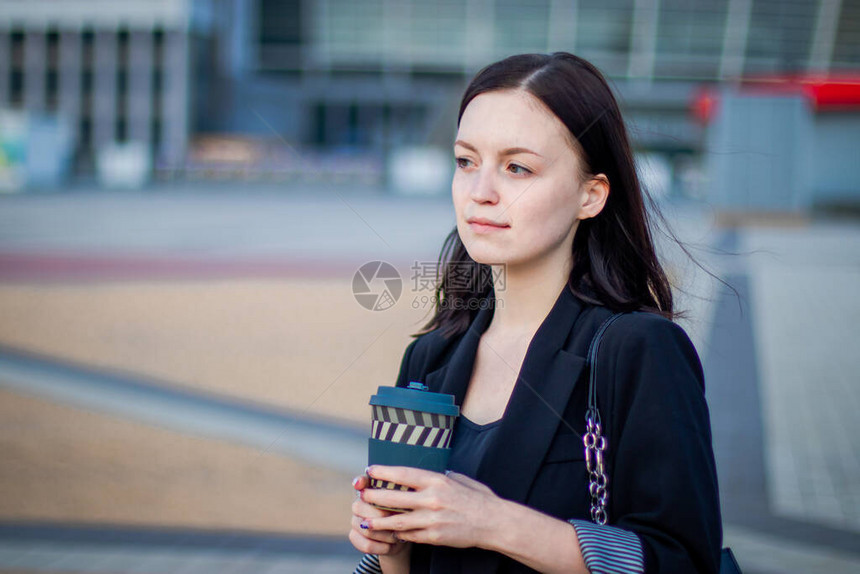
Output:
[486, 250, 573, 337]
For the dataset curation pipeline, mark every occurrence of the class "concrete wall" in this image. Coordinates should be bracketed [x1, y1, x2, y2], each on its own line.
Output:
[705, 90, 860, 211]
[706, 92, 814, 211]
[812, 113, 860, 203]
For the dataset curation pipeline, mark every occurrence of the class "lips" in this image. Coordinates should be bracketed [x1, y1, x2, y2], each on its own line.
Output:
[467, 217, 509, 228]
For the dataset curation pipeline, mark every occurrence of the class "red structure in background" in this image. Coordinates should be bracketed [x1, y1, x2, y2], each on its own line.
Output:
[692, 74, 860, 124]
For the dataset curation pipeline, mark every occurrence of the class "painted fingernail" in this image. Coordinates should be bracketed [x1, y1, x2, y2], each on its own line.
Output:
[352, 476, 360, 488]
[360, 520, 371, 530]
[365, 465, 373, 476]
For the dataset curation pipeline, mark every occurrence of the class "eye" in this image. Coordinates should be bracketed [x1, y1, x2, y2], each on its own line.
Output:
[507, 163, 532, 175]
[455, 157, 474, 169]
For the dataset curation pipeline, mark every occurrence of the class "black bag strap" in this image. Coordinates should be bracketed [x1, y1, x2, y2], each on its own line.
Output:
[585, 312, 626, 429]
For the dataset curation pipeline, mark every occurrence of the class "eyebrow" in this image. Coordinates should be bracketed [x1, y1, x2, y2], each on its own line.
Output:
[454, 140, 543, 159]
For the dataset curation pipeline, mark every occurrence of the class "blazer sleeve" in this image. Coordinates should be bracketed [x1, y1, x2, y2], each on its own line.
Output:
[353, 337, 421, 574]
[595, 315, 722, 573]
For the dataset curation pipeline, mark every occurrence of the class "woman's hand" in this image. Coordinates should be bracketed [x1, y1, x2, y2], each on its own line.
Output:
[357, 465, 502, 549]
[348, 474, 412, 558]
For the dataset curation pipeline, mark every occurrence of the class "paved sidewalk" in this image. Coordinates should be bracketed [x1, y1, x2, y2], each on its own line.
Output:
[0, 346, 366, 475]
[746, 224, 860, 534]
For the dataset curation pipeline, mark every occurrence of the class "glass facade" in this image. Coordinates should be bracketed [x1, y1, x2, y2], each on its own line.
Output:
[494, 0, 551, 57]
[654, 0, 727, 79]
[576, 0, 634, 77]
[300, 0, 858, 78]
[745, 0, 818, 73]
[833, 0, 860, 68]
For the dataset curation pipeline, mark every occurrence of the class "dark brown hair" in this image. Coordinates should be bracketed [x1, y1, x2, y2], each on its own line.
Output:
[417, 52, 677, 339]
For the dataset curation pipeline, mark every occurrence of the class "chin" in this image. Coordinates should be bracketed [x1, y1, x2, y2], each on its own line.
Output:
[461, 244, 511, 267]
[464, 239, 546, 269]
[457, 225, 516, 264]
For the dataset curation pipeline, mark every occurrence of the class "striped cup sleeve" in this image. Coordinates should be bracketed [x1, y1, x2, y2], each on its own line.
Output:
[371, 405, 454, 448]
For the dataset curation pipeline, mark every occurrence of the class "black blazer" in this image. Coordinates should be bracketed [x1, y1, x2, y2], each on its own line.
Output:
[394, 285, 722, 573]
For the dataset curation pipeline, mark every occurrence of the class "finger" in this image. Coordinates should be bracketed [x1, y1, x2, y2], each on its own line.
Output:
[360, 485, 423, 512]
[363, 509, 429, 533]
[392, 529, 419, 544]
[352, 496, 397, 519]
[352, 474, 370, 491]
[366, 465, 444, 490]
[348, 527, 395, 555]
[351, 515, 399, 544]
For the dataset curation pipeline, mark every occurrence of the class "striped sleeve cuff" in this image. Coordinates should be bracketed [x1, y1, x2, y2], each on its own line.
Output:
[569, 519, 645, 574]
[353, 553, 383, 574]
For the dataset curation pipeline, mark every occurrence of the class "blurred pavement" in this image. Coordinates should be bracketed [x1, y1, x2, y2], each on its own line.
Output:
[0, 185, 858, 573]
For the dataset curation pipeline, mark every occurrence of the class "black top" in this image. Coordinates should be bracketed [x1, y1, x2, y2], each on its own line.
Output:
[446, 415, 502, 478]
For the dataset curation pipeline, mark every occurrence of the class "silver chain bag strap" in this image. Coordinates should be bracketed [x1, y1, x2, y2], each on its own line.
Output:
[583, 312, 625, 525]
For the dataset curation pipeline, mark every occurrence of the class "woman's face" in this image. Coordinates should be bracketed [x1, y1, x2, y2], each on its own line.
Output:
[452, 89, 597, 269]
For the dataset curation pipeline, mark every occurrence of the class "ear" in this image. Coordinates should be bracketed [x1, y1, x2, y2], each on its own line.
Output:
[578, 174, 609, 220]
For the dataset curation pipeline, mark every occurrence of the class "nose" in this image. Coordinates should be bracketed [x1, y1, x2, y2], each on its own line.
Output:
[469, 166, 500, 204]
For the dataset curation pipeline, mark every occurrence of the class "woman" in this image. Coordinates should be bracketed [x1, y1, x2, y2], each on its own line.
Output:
[348, 52, 722, 573]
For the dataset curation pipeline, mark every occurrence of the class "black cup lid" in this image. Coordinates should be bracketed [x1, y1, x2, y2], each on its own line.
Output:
[369, 381, 460, 417]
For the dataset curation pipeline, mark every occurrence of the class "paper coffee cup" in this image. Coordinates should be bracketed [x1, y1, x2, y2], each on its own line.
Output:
[367, 381, 459, 512]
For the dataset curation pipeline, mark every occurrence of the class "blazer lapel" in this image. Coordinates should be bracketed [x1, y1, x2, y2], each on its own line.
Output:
[419, 286, 589, 573]
[461, 332, 587, 574]
[425, 286, 588, 503]
[476, 285, 587, 504]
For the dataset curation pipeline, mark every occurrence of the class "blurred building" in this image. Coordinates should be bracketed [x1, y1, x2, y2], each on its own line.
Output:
[1, 0, 859, 195]
[204, 0, 860, 196]
[0, 0, 198, 182]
